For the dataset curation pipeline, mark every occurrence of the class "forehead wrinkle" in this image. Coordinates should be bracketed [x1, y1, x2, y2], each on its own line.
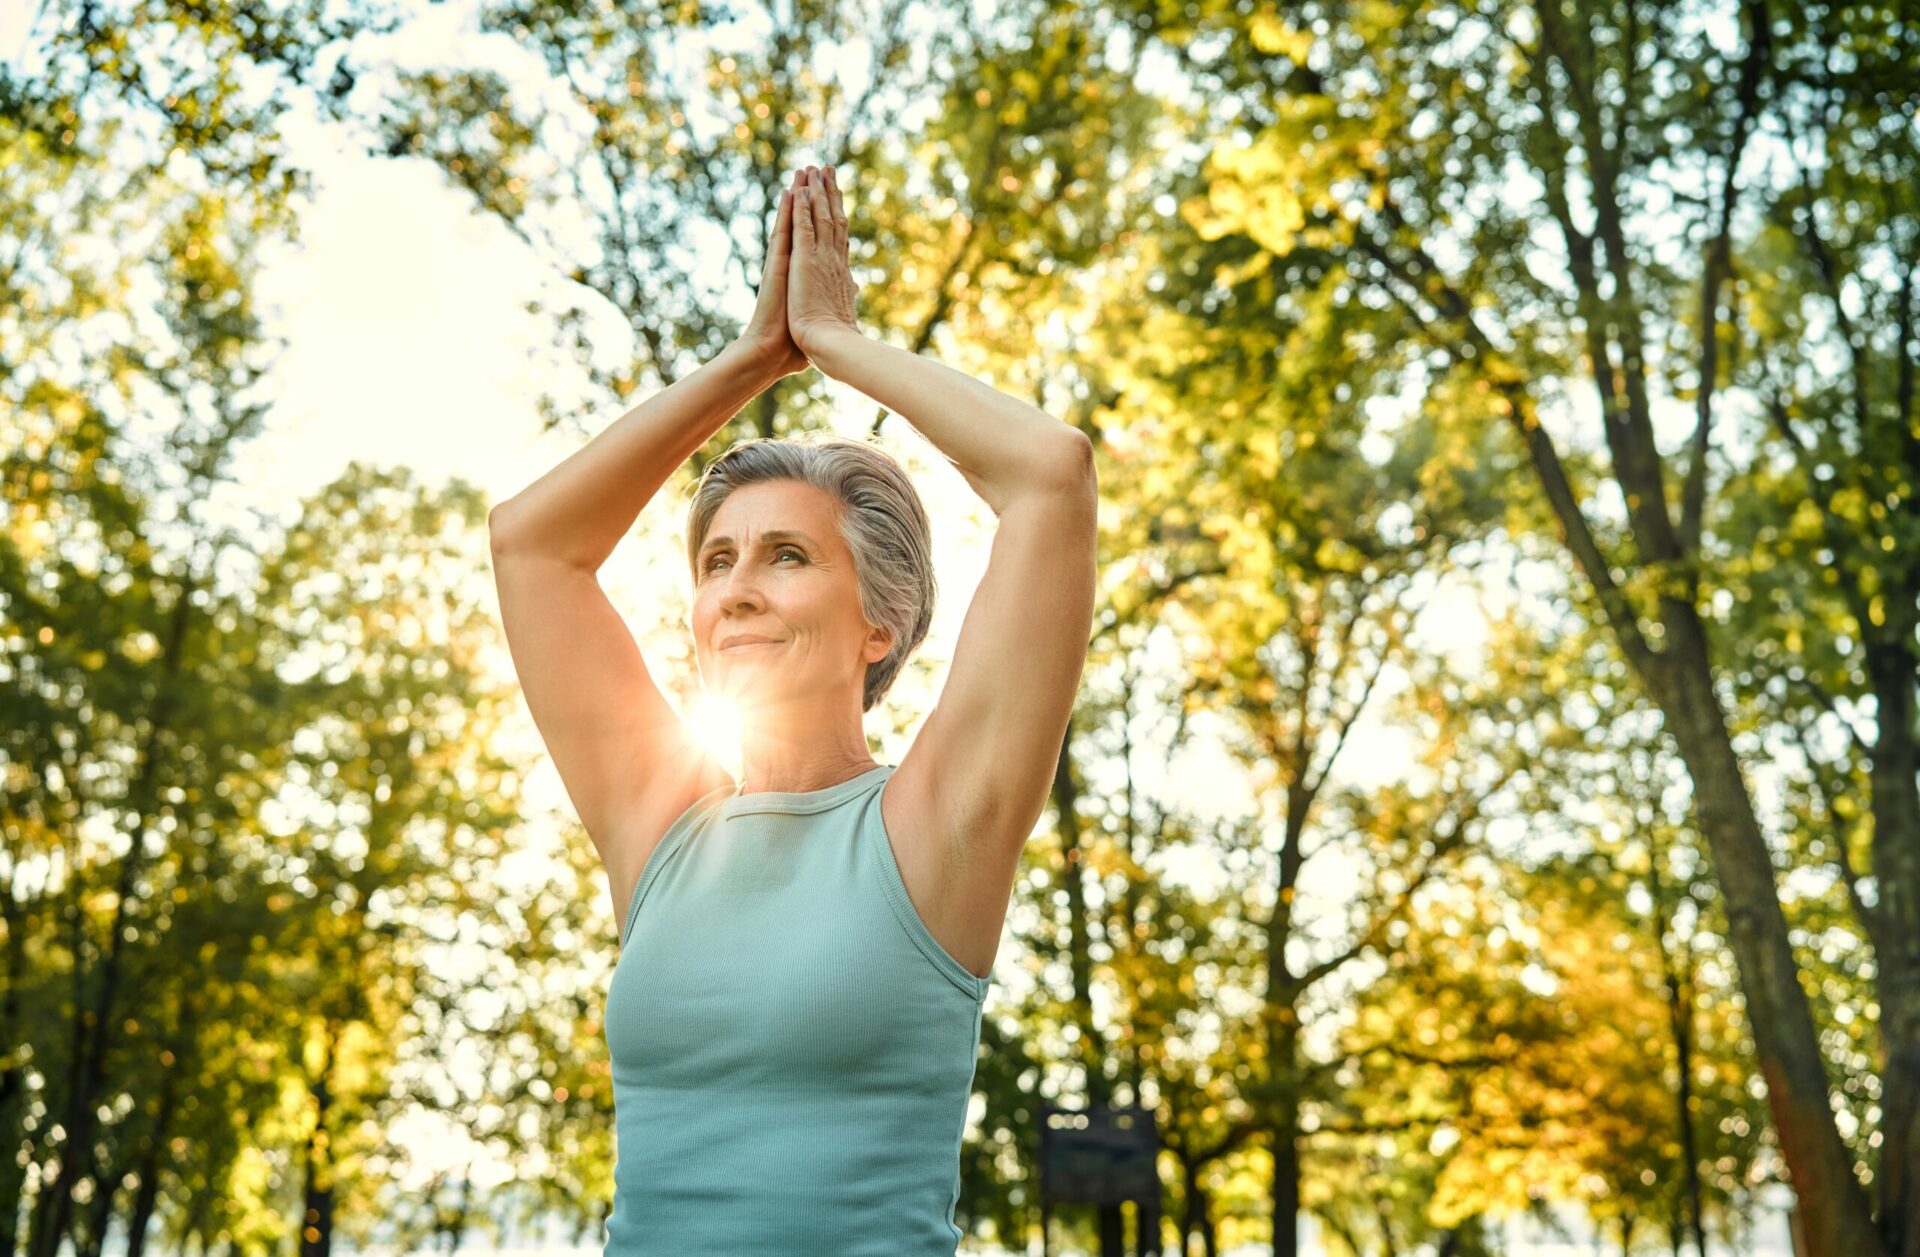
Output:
[698, 528, 819, 556]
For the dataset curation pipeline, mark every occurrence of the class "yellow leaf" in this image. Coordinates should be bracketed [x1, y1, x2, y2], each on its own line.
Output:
[1204, 136, 1309, 255]
[1249, 14, 1314, 60]
[1249, 428, 1280, 476]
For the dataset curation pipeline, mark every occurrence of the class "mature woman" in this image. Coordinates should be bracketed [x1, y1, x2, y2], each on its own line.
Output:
[487, 164, 1097, 1254]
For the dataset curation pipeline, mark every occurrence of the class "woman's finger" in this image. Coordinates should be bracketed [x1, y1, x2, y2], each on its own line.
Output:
[770, 188, 790, 253]
[795, 169, 817, 242]
[825, 166, 846, 255]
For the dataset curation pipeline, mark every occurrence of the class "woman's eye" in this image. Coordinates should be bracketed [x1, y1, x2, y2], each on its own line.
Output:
[704, 549, 802, 575]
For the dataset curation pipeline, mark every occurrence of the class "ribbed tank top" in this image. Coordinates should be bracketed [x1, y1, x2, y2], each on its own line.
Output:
[602, 762, 990, 1255]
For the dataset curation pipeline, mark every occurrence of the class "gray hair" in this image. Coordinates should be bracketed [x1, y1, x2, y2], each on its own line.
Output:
[684, 433, 935, 713]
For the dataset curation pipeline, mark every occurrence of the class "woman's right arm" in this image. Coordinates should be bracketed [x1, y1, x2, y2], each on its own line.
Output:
[488, 339, 784, 890]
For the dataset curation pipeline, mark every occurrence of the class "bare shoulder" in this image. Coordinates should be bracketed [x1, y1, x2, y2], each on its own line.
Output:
[604, 743, 736, 936]
[878, 742, 1021, 981]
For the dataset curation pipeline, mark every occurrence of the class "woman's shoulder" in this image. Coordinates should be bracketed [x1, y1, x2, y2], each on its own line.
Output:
[606, 750, 737, 927]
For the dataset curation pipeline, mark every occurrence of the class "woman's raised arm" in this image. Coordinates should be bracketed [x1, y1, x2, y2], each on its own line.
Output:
[488, 339, 783, 563]
[488, 184, 810, 919]
[784, 165, 1096, 960]
[489, 182, 810, 560]
[784, 165, 1088, 512]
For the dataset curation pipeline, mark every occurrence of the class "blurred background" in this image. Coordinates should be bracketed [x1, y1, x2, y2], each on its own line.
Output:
[2, 0, 1913, 1253]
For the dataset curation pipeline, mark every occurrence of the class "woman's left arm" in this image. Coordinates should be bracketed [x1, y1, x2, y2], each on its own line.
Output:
[788, 164, 1097, 876]
[815, 327, 1099, 872]
[808, 325, 1092, 513]
[786, 164, 1089, 507]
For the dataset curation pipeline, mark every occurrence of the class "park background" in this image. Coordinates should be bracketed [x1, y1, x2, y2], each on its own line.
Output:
[1, 0, 1910, 1253]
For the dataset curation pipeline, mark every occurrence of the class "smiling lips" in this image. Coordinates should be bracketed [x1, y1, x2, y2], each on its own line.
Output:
[720, 635, 783, 652]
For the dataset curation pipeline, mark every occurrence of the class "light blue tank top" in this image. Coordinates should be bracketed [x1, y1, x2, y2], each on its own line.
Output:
[602, 762, 990, 1255]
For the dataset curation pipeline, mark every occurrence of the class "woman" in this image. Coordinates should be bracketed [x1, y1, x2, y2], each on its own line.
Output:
[487, 164, 1097, 1254]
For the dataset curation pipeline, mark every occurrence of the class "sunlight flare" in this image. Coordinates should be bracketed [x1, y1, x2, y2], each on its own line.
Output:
[684, 691, 744, 771]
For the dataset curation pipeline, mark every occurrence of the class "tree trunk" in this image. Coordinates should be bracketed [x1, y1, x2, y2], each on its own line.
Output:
[451, 1170, 475, 1252]
[1264, 1032, 1300, 1257]
[298, 1022, 338, 1257]
[1648, 854, 1709, 1257]
[0, 866, 28, 1257]
[1139, 1190, 1162, 1256]
[123, 1151, 162, 1257]
[1050, 737, 1126, 1255]
[1376, 1188, 1400, 1257]
[1650, 620, 1885, 1254]
[1265, 796, 1307, 1257]
[1865, 636, 1920, 1257]
[77, 1163, 116, 1257]
[1178, 1155, 1200, 1257]
[121, 1010, 186, 1257]
[178, 1167, 216, 1257]
[1493, 310, 1896, 1257]
[28, 576, 196, 1257]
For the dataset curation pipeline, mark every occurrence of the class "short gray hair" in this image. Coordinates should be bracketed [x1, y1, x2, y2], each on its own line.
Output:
[684, 433, 935, 713]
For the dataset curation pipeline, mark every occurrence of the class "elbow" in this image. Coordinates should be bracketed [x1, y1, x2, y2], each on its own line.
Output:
[985, 431, 1096, 518]
[487, 500, 525, 552]
[487, 501, 602, 571]
[1028, 432, 1097, 523]
[1049, 430, 1096, 494]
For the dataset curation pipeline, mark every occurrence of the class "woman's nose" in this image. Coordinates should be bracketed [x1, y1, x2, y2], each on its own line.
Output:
[717, 565, 764, 605]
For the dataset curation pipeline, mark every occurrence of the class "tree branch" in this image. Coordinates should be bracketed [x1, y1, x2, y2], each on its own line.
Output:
[1678, 0, 1771, 560]
[1784, 135, 1871, 430]
[1352, 227, 1667, 689]
[1783, 704, 1881, 951]
[1293, 774, 1503, 993]
[1534, 0, 1687, 573]
[1785, 670, 1874, 763]
[1760, 384, 1884, 647]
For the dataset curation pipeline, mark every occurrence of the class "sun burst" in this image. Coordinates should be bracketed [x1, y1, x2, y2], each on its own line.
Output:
[684, 691, 744, 770]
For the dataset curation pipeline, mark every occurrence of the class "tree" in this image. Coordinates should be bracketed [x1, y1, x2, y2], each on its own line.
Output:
[1155, 1, 1918, 1251]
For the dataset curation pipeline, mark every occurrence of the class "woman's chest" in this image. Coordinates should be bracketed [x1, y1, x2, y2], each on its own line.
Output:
[605, 828, 975, 1086]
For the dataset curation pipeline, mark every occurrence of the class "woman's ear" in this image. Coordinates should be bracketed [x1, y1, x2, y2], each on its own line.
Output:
[864, 624, 895, 664]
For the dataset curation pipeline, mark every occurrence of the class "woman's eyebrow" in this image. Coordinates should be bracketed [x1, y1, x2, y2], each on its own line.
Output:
[699, 529, 817, 555]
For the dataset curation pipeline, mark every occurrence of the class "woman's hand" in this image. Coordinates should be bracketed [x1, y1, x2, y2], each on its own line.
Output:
[786, 165, 863, 358]
[736, 180, 810, 378]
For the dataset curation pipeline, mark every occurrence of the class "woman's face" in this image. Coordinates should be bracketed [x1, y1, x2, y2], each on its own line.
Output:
[690, 479, 891, 707]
